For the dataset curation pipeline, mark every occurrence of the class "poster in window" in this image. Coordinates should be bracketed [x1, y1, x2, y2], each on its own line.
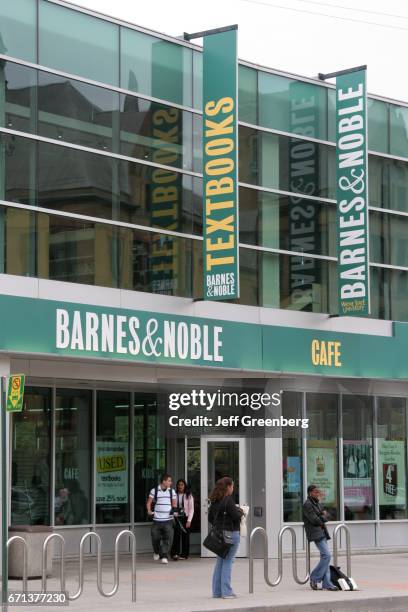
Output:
[378, 439, 406, 506]
[286, 456, 301, 493]
[307, 441, 336, 504]
[96, 441, 128, 504]
[343, 441, 373, 514]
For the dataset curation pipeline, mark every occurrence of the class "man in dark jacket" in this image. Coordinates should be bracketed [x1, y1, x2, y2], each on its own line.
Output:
[303, 484, 337, 591]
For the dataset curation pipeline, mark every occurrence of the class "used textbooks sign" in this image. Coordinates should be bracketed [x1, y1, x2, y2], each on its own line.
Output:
[202, 26, 239, 300]
[336, 68, 370, 316]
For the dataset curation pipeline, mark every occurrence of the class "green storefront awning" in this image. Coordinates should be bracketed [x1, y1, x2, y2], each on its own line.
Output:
[0, 294, 406, 380]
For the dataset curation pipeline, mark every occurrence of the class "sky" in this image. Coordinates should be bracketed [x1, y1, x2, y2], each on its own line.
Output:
[73, 0, 408, 103]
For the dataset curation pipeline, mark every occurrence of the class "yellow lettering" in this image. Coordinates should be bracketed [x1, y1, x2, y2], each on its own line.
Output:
[206, 215, 234, 234]
[204, 97, 234, 116]
[206, 253, 235, 270]
[206, 177, 233, 196]
[311, 339, 342, 367]
[205, 157, 234, 176]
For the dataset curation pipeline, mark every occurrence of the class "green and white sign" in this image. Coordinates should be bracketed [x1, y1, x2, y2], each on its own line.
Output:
[6, 374, 25, 413]
[203, 26, 239, 300]
[336, 68, 370, 317]
[2, 294, 408, 379]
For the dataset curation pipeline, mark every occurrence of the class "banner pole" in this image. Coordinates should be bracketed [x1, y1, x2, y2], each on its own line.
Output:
[1, 376, 8, 612]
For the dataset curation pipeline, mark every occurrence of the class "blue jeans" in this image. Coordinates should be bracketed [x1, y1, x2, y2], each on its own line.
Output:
[212, 531, 240, 597]
[310, 538, 335, 588]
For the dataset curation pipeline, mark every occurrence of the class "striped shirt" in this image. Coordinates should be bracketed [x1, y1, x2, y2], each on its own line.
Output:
[149, 487, 176, 522]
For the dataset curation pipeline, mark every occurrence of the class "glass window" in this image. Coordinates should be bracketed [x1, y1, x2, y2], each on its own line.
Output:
[120, 95, 193, 171]
[342, 395, 374, 520]
[239, 126, 335, 200]
[369, 154, 408, 213]
[2, 207, 199, 297]
[4, 208, 35, 277]
[119, 160, 198, 234]
[6, 134, 200, 233]
[0, 61, 37, 134]
[38, 71, 119, 152]
[121, 28, 192, 107]
[0, 0, 36, 63]
[390, 104, 408, 158]
[39, 1, 119, 86]
[0, 133, 36, 205]
[55, 389, 92, 526]
[370, 210, 408, 268]
[187, 437, 201, 533]
[367, 98, 388, 154]
[330, 90, 389, 154]
[258, 72, 327, 140]
[38, 140, 115, 220]
[238, 248, 337, 313]
[121, 226, 196, 298]
[41, 213, 118, 287]
[193, 51, 202, 111]
[282, 392, 303, 522]
[306, 393, 339, 520]
[11, 387, 51, 526]
[133, 394, 166, 523]
[239, 187, 336, 257]
[239, 65, 257, 125]
[377, 397, 408, 520]
[370, 264, 408, 323]
[96, 391, 130, 524]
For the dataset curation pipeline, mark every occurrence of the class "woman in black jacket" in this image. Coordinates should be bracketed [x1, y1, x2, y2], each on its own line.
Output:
[208, 476, 243, 599]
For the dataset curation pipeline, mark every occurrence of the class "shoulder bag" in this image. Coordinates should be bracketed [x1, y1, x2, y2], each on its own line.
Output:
[203, 499, 234, 558]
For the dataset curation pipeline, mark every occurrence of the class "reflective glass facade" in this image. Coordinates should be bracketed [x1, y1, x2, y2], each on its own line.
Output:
[3, 2, 408, 545]
[1, 0, 408, 320]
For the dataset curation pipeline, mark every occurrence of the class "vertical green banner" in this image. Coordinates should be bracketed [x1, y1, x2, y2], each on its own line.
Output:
[203, 27, 239, 300]
[336, 68, 370, 316]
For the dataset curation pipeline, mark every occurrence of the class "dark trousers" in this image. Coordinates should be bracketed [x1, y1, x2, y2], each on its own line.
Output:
[151, 520, 174, 559]
[171, 516, 190, 558]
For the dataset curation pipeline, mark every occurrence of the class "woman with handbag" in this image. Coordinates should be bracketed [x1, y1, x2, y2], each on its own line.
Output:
[208, 476, 243, 599]
[171, 479, 194, 560]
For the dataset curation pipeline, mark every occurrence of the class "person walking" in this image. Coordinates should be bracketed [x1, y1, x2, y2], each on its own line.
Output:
[171, 479, 194, 560]
[208, 476, 243, 599]
[303, 484, 338, 591]
[147, 473, 177, 564]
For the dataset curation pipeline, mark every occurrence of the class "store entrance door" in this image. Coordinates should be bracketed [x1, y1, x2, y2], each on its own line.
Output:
[200, 437, 247, 557]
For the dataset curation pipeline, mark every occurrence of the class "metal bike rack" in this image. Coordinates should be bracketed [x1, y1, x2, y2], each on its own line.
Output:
[6, 535, 28, 593]
[41, 533, 66, 593]
[69, 530, 136, 602]
[249, 526, 310, 593]
[333, 523, 352, 577]
[10, 529, 137, 602]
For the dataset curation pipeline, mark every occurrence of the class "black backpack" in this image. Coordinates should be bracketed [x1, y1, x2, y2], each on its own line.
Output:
[330, 565, 356, 591]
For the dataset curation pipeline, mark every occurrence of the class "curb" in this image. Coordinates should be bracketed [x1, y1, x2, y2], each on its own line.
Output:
[193, 595, 408, 612]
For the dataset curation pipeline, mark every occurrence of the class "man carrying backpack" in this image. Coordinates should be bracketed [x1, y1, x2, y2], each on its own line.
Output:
[303, 484, 338, 591]
[147, 473, 177, 564]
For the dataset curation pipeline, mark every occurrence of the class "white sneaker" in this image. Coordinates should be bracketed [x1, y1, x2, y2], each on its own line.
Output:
[153, 554, 160, 561]
[161, 557, 168, 564]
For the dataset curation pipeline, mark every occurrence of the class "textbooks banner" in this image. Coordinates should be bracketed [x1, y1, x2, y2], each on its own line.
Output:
[336, 68, 370, 317]
[203, 27, 239, 300]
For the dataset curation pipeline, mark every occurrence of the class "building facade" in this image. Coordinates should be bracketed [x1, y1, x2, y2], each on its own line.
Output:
[1, 0, 408, 558]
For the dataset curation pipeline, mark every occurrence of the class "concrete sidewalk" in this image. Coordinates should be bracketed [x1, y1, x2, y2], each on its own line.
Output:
[7, 552, 408, 611]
